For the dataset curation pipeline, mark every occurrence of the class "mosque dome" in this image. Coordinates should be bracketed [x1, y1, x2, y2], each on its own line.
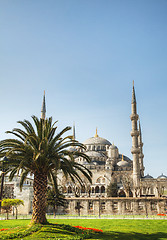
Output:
[84, 137, 111, 146]
[143, 174, 153, 179]
[117, 160, 129, 167]
[85, 151, 105, 158]
[157, 173, 167, 179]
[83, 129, 111, 146]
[117, 155, 130, 167]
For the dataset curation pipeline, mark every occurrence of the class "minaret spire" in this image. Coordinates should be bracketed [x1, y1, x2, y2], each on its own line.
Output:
[138, 119, 144, 177]
[73, 122, 76, 140]
[130, 81, 140, 190]
[41, 90, 46, 120]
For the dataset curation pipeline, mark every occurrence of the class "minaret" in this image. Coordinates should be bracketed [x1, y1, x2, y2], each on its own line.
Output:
[73, 122, 76, 140]
[130, 81, 140, 188]
[41, 91, 46, 120]
[138, 120, 144, 177]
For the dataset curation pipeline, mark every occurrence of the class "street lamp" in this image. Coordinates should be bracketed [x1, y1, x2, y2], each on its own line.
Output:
[0, 156, 8, 213]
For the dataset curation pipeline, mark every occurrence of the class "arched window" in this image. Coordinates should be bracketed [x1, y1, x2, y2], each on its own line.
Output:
[97, 178, 101, 183]
[96, 177, 105, 184]
[63, 186, 67, 193]
[68, 186, 72, 193]
[75, 187, 80, 195]
[101, 186, 105, 193]
[118, 189, 126, 197]
[81, 185, 86, 193]
[102, 178, 105, 183]
[95, 186, 99, 193]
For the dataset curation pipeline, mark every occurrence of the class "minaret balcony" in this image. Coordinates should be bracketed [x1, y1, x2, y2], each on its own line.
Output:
[130, 114, 139, 121]
[131, 147, 140, 154]
[131, 130, 139, 137]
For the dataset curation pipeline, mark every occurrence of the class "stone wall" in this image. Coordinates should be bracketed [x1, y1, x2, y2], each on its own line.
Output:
[64, 197, 167, 216]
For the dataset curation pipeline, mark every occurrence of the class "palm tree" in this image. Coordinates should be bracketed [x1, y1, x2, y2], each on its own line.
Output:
[0, 116, 92, 224]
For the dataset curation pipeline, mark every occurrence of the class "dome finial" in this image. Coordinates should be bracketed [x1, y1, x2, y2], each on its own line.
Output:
[94, 127, 99, 137]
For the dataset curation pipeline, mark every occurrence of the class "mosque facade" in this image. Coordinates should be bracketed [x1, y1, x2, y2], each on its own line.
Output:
[2, 84, 167, 216]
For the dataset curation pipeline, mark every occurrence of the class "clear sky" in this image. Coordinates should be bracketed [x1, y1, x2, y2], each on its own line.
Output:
[0, 0, 167, 177]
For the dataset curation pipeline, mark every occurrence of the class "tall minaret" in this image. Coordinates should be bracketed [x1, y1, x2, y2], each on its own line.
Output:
[138, 120, 144, 177]
[130, 81, 140, 188]
[41, 91, 46, 120]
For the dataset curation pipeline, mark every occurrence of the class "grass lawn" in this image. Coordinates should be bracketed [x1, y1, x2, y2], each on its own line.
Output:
[0, 219, 167, 239]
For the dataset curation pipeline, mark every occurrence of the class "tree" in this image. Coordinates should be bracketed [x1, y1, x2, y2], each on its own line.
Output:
[47, 188, 67, 216]
[1, 199, 12, 220]
[1, 199, 24, 220]
[107, 182, 118, 197]
[121, 174, 133, 197]
[75, 201, 83, 216]
[0, 116, 92, 224]
[0, 157, 9, 212]
[12, 199, 24, 219]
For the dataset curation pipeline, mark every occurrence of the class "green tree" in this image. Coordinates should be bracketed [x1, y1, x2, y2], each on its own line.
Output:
[0, 116, 92, 224]
[1, 199, 24, 220]
[47, 188, 67, 216]
[12, 199, 24, 219]
[107, 182, 118, 197]
[75, 201, 83, 216]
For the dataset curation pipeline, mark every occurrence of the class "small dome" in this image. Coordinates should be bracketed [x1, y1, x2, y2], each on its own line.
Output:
[85, 151, 105, 158]
[144, 174, 153, 179]
[117, 160, 129, 167]
[157, 173, 167, 179]
[109, 144, 118, 149]
[84, 137, 111, 146]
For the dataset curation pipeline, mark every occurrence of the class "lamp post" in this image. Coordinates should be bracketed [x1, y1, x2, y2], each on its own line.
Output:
[98, 197, 101, 218]
[0, 157, 8, 213]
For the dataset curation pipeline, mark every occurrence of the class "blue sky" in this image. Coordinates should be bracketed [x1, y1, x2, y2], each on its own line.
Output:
[0, 0, 167, 177]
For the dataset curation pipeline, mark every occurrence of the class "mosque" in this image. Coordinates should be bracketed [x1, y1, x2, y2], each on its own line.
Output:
[2, 83, 167, 215]
[57, 82, 167, 215]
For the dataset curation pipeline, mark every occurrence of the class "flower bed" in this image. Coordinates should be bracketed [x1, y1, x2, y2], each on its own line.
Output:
[157, 214, 166, 216]
[0, 224, 103, 240]
[73, 225, 103, 233]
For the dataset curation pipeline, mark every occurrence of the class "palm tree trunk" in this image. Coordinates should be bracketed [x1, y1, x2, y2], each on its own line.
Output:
[31, 172, 48, 224]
